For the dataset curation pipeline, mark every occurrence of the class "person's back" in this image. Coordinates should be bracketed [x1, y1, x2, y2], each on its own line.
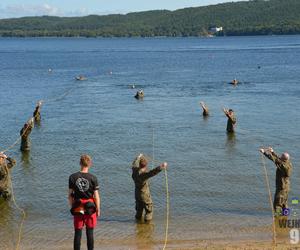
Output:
[223, 108, 236, 133]
[263, 149, 292, 191]
[20, 119, 34, 151]
[33, 101, 42, 122]
[0, 153, 16, 200]
[132, 154, 167, 222]
[68, 155, 100, 250]
[260, 147, 292, 212]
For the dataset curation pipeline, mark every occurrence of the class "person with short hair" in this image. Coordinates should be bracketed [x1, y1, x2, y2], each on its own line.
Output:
[0, 152, 16, 200]
[132, 154, 167, 222]
[223, 108, 237, 133]
[68, 155, 100, 250]
[260, 147, 292, 213]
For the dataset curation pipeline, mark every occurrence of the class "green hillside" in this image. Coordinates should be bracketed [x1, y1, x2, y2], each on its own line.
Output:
[0, 0, 300, 37]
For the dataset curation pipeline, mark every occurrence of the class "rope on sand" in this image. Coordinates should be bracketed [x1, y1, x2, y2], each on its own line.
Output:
[260, 153, 277, 248]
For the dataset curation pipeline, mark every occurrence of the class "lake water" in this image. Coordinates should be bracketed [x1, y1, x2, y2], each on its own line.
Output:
[0, 36, 300, 249]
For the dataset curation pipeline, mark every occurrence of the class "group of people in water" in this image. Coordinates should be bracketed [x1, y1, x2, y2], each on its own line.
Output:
[0, 101, 42, 200]
[199, 100, 292, 214]
[0, 82, 293, 250]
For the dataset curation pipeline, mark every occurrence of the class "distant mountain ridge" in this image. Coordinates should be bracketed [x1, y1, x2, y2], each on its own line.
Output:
[0, 0, 300, 37]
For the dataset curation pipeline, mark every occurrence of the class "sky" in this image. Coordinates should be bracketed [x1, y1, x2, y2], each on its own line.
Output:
[0, 0, 246, 19]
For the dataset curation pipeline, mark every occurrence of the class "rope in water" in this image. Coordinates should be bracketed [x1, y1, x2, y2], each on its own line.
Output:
[260, 153, 277, 247]
[2, 81, 75, 153]
[6, 164, 26, 250]
[162, 168, 169, 250]
[150, 125, 169, 250]
[1, 118, 34, 153]
[0, 82, 76, 250]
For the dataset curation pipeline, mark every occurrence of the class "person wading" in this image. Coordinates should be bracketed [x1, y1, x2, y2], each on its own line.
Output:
[132, 154, 167, 222]
[260, 147, 292, 215]
[33, 100, 43, 123]
[0, 152, 16, 201]
[223, 108, 237, 133]
[200, 101, 209, 117]
[20, 118, 34, 152]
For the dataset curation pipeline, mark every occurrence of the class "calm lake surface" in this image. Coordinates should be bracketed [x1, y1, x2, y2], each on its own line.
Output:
[0, 36, 300, 249]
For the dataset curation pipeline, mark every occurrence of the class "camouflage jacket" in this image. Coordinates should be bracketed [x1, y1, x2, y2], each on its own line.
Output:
[20, 123, 33, 139]
[226, 114, 237, 132]
[132, 157, 162, 204]
[0, 157, 16, 191]
[264, 151, 292, 191]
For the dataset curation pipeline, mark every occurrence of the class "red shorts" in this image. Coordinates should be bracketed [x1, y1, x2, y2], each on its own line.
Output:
[74, 213, 97, 229]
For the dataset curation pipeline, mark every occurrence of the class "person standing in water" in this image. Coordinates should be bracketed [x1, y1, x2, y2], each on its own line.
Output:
[33, 100, 43, 123]
[223, 108, 236, 133]
[132, 154, 167, 222]
[0, 152, 16, 200]
[20, 118, 34, 152]
[260, 147, 292, 214]
[200, 101, 209, 117]
[69, 155, 100, 250]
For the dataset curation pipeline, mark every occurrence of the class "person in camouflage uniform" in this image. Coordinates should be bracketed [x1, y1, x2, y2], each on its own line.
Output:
[0, 152, 16, 200]
[132, 154, 167, 222]
[223, 108, 237, 133]
[33, 100, 43, 123]
[260, 147, 292, 213]
[20, 118, 34, 152]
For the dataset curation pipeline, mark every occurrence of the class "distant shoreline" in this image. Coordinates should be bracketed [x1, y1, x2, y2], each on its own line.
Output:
[1, 0, 300, 39]
[1, 34, 300, 39]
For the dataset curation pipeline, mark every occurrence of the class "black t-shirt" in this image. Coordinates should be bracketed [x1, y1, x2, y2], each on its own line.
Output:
[69, 171, 99, 200]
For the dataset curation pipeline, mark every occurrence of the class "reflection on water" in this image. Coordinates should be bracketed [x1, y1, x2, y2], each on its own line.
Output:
[21, 151, 31, 167]
[135, 222, 155, 249]
[226, 132, 236, 151]
[0, 36, 300, 248]
[0, 200, 15, 249]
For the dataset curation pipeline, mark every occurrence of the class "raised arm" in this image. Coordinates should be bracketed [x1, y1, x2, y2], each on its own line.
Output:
[260, 148, 280, 163]
[139, 162, 168, 181]
[139, 166, 162, 181]
[6, 157, 16, 169]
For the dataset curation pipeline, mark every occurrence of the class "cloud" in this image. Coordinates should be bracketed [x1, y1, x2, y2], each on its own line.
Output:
[0, 3, 92, 19]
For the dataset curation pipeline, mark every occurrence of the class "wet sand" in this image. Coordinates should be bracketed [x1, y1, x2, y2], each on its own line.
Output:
[17, 238, 296, 250]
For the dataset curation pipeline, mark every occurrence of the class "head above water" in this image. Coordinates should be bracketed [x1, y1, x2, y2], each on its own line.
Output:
[281, 152, 290, 161]
[0, 152, 6, 164]
[139, 156, 148, 169]
[80, 154, 92, 168]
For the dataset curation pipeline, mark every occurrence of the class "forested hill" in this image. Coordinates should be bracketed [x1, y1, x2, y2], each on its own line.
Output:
[1, 0, 300, 37]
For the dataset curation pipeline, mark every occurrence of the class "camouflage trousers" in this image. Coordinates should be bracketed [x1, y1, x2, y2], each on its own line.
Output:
[274, 189, 289, 212]
[135, 201, 153, 221]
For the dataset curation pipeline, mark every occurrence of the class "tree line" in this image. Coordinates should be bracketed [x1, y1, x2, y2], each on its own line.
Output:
[0, 0, 300, 37]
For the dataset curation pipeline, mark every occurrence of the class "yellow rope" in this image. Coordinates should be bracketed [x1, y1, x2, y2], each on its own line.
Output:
[162, 168, 169, 250]
[150, 125, 169, 250]
[260, 153, 277, 248]
[1, 117, 34, 153]
[6, 164, 26, 250]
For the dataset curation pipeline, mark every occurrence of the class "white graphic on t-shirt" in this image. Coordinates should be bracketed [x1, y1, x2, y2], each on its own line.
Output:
[76, 178, 89, 192]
